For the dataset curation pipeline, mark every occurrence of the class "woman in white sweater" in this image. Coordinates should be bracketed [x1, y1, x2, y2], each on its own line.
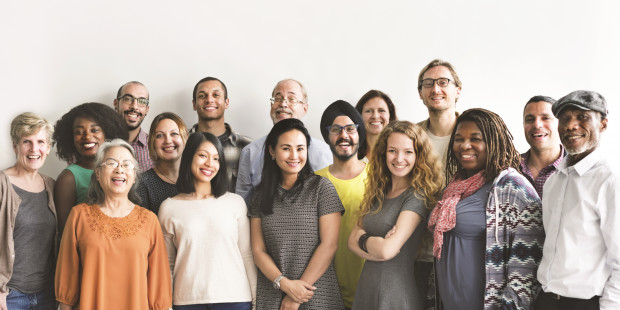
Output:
[158, 132, 256, 310]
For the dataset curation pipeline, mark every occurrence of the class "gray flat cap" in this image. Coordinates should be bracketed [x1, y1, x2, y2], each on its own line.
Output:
[552, 90, 608, 117]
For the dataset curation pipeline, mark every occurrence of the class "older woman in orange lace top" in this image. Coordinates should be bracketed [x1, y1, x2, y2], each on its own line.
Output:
[55, 139, 172, 310]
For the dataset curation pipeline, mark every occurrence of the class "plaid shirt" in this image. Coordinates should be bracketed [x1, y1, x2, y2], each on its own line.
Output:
[189, 123, 253, 193]
[519, 145, 565, 199]
[131, 128, 154, 172]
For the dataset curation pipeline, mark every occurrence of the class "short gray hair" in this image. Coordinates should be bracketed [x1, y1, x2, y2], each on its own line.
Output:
[87, 139, 141, 205]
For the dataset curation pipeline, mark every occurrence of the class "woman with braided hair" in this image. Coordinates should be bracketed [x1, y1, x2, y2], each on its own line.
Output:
[428, 108, 544, 310]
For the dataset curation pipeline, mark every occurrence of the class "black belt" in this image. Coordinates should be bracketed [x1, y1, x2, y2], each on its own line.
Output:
[546, 292, 600, 301]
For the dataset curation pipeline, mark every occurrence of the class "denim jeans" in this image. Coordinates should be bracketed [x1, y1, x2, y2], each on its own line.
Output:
[6, 287, 56, 310]
[173, 301, 252, 310]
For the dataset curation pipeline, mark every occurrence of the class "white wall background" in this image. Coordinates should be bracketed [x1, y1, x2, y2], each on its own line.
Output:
[2, 0, 618, 178]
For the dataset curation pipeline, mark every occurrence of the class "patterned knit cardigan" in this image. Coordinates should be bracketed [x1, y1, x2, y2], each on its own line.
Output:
[482, 168, 544, 309]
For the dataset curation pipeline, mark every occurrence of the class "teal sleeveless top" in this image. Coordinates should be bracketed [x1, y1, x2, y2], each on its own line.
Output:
[65, 164, 93, 204]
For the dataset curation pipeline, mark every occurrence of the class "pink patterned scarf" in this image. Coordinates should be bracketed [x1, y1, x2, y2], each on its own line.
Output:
[428, 170, 486, 259]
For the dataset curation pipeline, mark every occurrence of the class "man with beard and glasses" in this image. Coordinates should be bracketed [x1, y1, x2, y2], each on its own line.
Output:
[113, 81, 153, 171]
[235, 78, 332, 205]
[189, 76, 252, 192]
[520, 95, 565, 198]
[535, 90, 620, 310]
[315, 100, 368, 309]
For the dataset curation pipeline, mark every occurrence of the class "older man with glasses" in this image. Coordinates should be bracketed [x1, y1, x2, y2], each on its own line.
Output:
[113, 81, 153, 171]
[235, 78, 332, 205]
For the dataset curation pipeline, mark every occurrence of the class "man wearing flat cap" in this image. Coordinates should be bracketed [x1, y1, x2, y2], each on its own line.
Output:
[536, 90, 620, 310]
[315, 100, 368, 309]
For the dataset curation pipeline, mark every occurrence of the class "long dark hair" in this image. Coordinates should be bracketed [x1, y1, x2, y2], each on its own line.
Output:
[253, 118, 313, 215]
[176, 132, 228, 197]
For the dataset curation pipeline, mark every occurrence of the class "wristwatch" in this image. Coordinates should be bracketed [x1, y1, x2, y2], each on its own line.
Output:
[273, 274, 286, 290]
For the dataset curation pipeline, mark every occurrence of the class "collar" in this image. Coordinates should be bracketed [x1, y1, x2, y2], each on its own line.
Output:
[520, 145, 566, 171]
[421, 111, 460, 132]
[559, 147, 602, 176]
[190, 123, 239, 146]
[134, 128, 148, 146]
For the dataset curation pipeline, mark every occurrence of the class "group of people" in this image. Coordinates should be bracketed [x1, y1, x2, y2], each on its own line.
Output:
[0, 58, 617, 310]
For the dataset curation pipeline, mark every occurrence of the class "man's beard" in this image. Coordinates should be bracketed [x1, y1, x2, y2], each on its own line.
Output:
[330, 138, 359, 161]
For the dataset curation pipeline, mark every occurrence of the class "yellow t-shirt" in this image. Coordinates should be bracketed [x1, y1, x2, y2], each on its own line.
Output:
[315, 165, 368, 308]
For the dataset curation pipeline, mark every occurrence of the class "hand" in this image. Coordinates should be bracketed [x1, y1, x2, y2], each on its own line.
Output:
[279, 295, 301, 310]
[280, 278, 315, 303]
[0, 291, 7, 310]
[384, 226, 396, 239]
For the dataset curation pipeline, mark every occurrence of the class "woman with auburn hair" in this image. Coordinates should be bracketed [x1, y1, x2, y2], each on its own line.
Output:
[1, 113, 57, 310]
[137, 112, 188, 215]
[354, 90, 397, 161]
[428, 108, 544, 309]
[348, 121, 444, 309]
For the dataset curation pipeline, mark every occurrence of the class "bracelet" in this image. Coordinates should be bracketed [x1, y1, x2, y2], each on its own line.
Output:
[273, 274, 286, 290]
[358, 233, 370, 253]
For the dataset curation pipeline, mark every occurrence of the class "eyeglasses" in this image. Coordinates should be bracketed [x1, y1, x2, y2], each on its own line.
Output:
[420, 78, 454, 88]
[100, 159, 135, 170]
[118, 95, 149, 107]
[327, 124, 358, 135]
[270, 96, 304, 106]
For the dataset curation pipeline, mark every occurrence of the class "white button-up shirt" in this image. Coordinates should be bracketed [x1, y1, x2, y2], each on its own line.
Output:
[538, 148, 620, 309]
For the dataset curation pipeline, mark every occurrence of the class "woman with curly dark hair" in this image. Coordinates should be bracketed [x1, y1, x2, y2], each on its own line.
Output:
[53, 102, 128, 234]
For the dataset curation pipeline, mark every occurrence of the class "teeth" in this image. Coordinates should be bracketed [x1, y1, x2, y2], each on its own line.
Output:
[461, 155, 474, 159]
[163, 146, 175, 151]
[27, 155, 40, 159]
[394, 164, 406, 168]
[201, 169, 213, 176]
[370, 122, 382, 125]
[83, 143, 96, 148]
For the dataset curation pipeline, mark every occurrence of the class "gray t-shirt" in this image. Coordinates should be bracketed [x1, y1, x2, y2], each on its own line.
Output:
[352, 187, 429, 310]
[8, 185, 55, 293]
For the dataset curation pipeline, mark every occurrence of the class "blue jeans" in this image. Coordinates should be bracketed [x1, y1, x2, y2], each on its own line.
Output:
[173, 302, 252, 310]
[6, 287, 56, 310]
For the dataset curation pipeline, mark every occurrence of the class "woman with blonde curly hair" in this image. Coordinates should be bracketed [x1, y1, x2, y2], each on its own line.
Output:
[348, 120, 444, 309]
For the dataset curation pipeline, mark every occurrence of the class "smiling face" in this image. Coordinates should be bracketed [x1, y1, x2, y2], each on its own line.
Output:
[453, 121, 487, 178]
[73, 116, 106, 159]
[269, 129, 308, 181]
[192, 80, 229, 121]
[154, 118, 185, 163]
[114, 83, 149, 130]
[191, 141, 220, 184]
[418, 65, 461, 112]
[96, 146, 136, 198]
[270, 80, 308, 124]
[328, 115, 359, 161]
[361, 97, 390, 136]
[385, 132, 416, 182]
[558, 107, 607, 164]
[13, 128, 51, 172]
[523, 101, 560, 152]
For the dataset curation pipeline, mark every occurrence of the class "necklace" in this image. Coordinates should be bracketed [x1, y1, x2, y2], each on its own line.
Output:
[154, 166, 176, 184]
